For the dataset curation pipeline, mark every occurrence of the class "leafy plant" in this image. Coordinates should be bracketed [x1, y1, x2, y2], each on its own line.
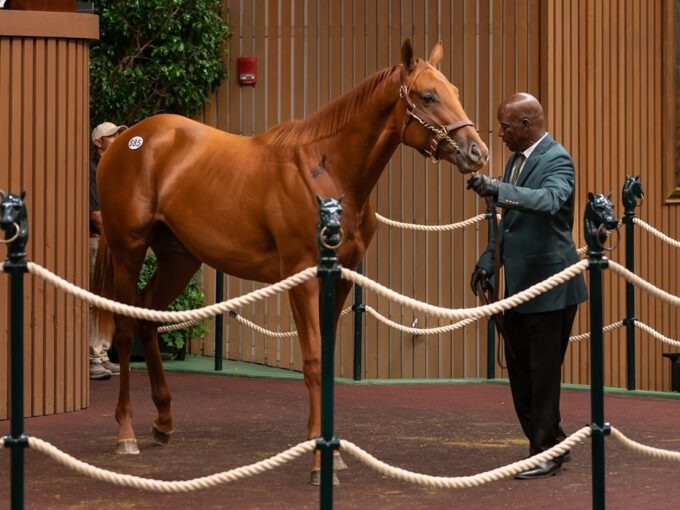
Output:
[90, 0, 229, 127]
[136, 253, 207, 351]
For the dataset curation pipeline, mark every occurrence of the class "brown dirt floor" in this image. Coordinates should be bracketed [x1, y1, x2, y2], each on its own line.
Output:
[2, 370, 680, 509]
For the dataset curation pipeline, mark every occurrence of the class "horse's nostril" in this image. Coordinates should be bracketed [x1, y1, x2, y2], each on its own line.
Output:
[468, 143, 482, 162]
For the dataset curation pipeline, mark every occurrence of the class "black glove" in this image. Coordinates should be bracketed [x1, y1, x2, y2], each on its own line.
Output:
[466, 174, 499, 199]
[470, 266, 491, 296]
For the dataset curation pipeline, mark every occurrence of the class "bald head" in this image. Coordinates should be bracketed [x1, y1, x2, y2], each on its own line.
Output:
[497, 93, 546, 152]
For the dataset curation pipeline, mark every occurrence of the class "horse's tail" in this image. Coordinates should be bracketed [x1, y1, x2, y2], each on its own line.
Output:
[92, 233, 116, 343]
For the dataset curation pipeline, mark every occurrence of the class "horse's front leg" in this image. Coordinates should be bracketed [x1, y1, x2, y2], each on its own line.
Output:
[138, 320, 174, 444]
[288, 281, 324, 482]
[289, 278, 353, 484]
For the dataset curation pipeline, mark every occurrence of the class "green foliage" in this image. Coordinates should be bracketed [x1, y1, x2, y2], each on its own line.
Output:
[90, 0, 229, 127]
[136, 253, 207, 351]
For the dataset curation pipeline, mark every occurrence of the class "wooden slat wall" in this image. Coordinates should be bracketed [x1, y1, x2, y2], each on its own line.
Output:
[196, 0, 679, 391]
[544, 0, 679, 391]
[0, 35, 91, 418]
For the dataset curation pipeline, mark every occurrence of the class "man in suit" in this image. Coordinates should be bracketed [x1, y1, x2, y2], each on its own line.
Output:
[467, 93, 587, 479]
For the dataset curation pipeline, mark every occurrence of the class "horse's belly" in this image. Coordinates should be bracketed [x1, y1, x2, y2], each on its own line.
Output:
[161, 217, 283, 283]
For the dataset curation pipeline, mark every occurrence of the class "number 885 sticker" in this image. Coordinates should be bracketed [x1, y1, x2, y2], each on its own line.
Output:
[128, 136, 144, 150]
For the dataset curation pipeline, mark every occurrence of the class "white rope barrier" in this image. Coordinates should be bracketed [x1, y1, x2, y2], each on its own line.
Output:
[374, 212, 491, 231]
[569, 321, 624, 343]
[340, 259, 590, 321]
[227, 307, 353, 338]
[608, 261, 680, 307]
[21, 425, 680, 494]
[633, 218, 680, 248]
[364, 305, 478, 335]
[340, 427, 590, 488]
[610, 426, 680, 462]
[634, 321, 680, 348]
[157, 318, 204, 333]
[14, 262, 317, 323]
[27, 436, 316, 493]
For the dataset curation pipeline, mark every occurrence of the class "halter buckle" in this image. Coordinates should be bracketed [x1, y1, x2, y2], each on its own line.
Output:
[399, 85, 408, 99]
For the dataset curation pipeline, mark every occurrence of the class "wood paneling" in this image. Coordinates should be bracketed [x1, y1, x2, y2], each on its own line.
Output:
[0, 12, 97, 419]
[544, 0, 679, 391]
[196, 0, 678, 391]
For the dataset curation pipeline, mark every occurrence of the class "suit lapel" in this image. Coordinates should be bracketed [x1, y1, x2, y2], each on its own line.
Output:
[515, 134, 554, 187]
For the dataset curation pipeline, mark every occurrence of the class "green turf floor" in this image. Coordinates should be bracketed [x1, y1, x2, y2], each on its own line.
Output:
[130, 354, 680, 398]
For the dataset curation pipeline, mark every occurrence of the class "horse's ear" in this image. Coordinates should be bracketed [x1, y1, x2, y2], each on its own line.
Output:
[316, 195, 322, 206]
[401, 39, 415, 73]
[428, 41, 444, 67]
[20, 191, 26, 199]
[588, 192, 594, 200]
[606, 191, 612, 200]
[338, 194, 345, 204]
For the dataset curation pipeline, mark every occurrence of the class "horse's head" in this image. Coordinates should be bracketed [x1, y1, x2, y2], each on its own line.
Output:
[584, 191, 618, 249]
[621, 175, 644, 212]
[0, 190, 29, 253]
[316, 196, 344, 251]
[398, 39, 488, 173]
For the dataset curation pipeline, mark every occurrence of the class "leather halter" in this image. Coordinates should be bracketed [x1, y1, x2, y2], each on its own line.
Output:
[399, 69, 475, 163]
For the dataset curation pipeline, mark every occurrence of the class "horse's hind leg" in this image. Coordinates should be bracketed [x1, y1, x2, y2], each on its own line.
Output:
[138, 231, 201, 445]
[110, 248, 148, 455]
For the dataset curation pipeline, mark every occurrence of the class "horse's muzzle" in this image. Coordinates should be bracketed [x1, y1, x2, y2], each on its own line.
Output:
[441, 139, 488, 173]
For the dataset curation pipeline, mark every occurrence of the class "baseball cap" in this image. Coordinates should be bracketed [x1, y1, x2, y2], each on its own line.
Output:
[91, 122, 128, 142]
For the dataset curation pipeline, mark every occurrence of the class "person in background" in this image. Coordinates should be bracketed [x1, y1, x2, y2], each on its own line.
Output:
[89, 121, 127, 380]
[467, 93, 587, 479]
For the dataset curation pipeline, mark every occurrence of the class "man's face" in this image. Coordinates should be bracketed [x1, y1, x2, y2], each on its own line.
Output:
[497, 105, 528, 152]
[98, 133, 119, 152]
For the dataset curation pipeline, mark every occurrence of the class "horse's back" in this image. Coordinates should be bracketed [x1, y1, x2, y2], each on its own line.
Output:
[97, 114, 251, 209]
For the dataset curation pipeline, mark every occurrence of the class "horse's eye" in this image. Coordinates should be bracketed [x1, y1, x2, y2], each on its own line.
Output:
[421, 92, 436, 105]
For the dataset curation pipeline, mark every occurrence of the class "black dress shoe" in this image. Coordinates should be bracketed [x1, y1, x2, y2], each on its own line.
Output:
[514, 461, 561, 480]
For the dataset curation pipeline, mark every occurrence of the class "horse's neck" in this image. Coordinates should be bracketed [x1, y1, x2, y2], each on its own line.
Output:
[319, 89, 402, 207]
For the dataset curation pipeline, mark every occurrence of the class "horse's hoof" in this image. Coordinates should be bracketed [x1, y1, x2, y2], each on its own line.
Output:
[333, 452, 348, 471]
[115, 439, 140, 455]
[310, 468, 340, 486]
[151, 424, 173, 445]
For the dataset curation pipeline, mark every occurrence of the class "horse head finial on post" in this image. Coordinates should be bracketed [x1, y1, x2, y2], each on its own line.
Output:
[621, 176, 644, 217]
[0, 190, 29, 263]
[584, 192, 619, 257]
[316, 195, 344, 267]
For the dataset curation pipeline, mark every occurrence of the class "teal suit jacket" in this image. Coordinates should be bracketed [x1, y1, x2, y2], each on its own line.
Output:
[476, 134, 587, 314]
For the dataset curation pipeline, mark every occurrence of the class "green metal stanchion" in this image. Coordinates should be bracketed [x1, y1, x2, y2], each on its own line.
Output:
[315, 197, 343, 510]
[1, 191, 30, 510]
[485, 204, 496, 379]
[584, 191, 618, 510]
[352, 261, 364, 381]
[621, 176, 644, 391]
[214, 271, 224, 371]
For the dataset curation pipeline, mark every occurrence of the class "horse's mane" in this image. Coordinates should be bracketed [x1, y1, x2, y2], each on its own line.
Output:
[258, 66, 398, 146]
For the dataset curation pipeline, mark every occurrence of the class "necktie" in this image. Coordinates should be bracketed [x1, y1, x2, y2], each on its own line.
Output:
[509, 153, 525, 185]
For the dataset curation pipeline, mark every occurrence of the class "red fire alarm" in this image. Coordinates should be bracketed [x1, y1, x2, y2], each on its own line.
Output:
[237, 57, 257, 85]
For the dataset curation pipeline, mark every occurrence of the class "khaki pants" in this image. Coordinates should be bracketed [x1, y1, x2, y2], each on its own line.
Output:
[89, 237, 111, 365]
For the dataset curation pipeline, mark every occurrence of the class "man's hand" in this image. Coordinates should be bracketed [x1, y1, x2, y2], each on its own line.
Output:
[466, 174, 499, 198]
[470, 266, 491, 296]
[89, 210, 103, 236]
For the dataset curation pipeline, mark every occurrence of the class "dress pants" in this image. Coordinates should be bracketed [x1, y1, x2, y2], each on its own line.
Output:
[503, 304, 578, 455]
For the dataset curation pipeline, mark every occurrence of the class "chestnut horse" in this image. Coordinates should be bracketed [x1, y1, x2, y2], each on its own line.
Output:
[93, 39, 488, 481]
